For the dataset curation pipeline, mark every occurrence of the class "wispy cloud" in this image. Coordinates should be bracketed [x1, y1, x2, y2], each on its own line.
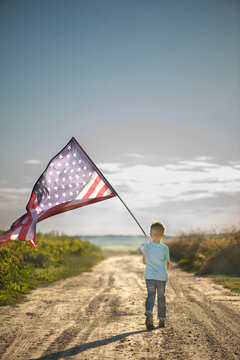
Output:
[98, 163, 121, 173]
[126, 153, 146, 159]
[228, 160, 240, 169]
[0, 188, 31, 194]
[0, 188, 31, 207]
[24, 159, 42, 164]
[99, 159, 240, 209]
[179, 160, 218, 168]
[194, 156, 214, 161]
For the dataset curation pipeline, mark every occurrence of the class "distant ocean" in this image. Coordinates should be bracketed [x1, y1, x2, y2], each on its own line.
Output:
[80, 235, 171, 251]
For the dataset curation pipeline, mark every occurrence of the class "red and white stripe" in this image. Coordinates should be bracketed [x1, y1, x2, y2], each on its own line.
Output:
[76, 172, 114, 200]
[0, 212, 37, 248]
[27, 193, 43, 215]
[10, 214, 32, 241]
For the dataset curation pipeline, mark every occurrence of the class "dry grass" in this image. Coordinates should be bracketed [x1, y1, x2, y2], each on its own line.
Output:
[168, 228, 240, 276]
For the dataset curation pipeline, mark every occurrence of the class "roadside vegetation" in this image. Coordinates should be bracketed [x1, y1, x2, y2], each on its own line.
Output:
[168, 228, 240, 292]
[0, 231, 104, 306]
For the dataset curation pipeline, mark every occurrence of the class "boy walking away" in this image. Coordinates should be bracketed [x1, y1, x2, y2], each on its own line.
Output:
[141, 221, 170, 330]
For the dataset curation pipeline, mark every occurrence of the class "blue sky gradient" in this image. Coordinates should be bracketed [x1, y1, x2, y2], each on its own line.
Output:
[0, 0, 239, 235]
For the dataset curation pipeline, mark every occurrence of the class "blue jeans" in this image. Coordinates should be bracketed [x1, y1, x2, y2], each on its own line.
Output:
[145, 279, 167, 320]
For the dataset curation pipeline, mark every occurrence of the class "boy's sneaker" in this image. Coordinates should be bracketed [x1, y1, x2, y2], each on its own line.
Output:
[159, 319, 165, 328]
[145, 313, 155, 330]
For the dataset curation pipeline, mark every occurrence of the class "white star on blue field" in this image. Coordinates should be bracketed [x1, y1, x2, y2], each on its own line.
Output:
[0, 0, 239, 235]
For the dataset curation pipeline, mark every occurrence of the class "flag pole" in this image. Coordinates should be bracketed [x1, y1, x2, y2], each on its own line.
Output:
[73, 137, 149, 241]
[116, 193, 149, 240]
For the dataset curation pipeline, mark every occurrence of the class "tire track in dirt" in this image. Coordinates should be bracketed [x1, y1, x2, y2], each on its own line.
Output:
[39, 270, 120, 357]
[0, 255, 239, 360]
[160, 264, 240, 360]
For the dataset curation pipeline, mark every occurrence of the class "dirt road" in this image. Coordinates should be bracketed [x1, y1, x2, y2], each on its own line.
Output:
[0, 255, 239, 360]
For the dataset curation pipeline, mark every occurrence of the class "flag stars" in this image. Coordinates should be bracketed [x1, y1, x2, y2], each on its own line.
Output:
[18, 139, 114, 231]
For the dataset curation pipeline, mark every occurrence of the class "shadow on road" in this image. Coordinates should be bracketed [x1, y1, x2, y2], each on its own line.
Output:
[30, 328, 152, 360]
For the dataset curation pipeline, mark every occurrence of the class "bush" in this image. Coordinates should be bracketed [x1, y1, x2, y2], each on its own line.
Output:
[168, 228, 240, 276]
[0, 231, 104, 305]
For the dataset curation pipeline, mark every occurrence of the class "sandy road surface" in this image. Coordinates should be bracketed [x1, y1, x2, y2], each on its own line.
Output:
[0, 255, 239, 360]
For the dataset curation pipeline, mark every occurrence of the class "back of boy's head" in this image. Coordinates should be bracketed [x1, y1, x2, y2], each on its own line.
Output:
[150, 221, 165, 237]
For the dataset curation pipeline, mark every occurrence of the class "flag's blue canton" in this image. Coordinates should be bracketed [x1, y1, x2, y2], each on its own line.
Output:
[33, 142, 94, 209]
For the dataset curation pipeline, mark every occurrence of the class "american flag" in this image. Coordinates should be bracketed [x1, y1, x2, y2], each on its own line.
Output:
[0, 137, 116, 248]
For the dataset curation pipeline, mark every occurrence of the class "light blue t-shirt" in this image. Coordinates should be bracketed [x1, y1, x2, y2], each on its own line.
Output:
[141, 242, 170, 281]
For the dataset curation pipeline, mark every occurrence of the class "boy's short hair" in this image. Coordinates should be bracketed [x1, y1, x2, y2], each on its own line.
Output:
[150, 221, 165, 236]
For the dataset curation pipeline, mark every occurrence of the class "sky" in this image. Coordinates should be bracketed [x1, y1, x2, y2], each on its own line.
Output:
[0, 0, 239, 236]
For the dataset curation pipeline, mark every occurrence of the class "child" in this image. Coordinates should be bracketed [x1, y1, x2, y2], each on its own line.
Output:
[141, 221, 170, 330]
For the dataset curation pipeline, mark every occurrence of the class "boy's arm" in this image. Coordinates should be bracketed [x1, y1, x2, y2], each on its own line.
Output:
[166, 246, 170, 270]
[142, 254, 146, 264]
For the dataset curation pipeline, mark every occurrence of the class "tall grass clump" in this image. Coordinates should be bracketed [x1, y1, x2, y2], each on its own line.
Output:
[168, 228, 240, 276]
[0, 231, 104, 305]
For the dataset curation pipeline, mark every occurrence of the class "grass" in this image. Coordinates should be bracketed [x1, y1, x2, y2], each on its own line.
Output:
[168, 228, 240, 293]
[0, 231, 104, 306]
[209, 275, 240, 293]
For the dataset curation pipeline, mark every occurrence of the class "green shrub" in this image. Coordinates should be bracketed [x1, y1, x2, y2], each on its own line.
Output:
[0, 231, 104, 305]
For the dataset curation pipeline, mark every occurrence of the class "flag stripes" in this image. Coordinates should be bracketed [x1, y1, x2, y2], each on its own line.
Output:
[0, 137, 117, 248]
[83, 174, 102, 199]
